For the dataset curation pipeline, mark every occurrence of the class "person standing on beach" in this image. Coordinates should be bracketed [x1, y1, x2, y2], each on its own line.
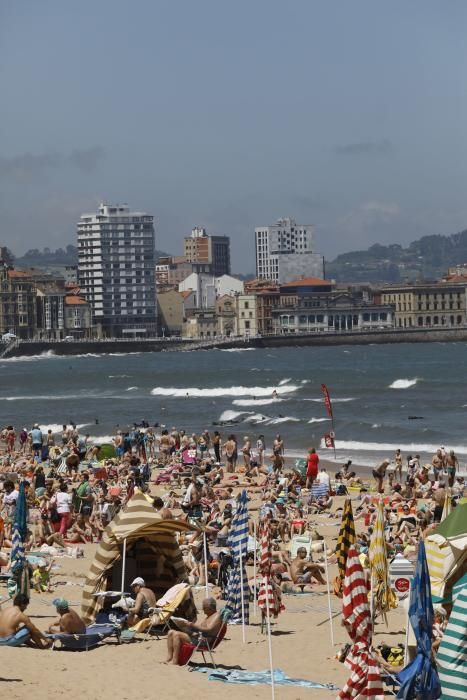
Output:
[256, 434, 265, 466]
[242, 436, 251, 471]
[212, 431, 221, 464]
[223, 435, 237, 473]
[273, 434, 284, 457]
[446, 450, 459, 487]
[394, 449, 403, 482]
[432, 449, 443, 481]
[306, 448, 319, 489]
[373, 459, 390, 493]
[30, 424, 43, 459]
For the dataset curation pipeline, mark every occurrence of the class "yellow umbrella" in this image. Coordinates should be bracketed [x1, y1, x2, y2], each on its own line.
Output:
[368, 499, 397, 616]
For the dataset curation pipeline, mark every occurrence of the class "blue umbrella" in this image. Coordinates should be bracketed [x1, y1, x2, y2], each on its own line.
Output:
[13, 480, 28, 543]
[225, 490, 250, 625]
[396, 541, 441, 699]
[9, 526, 30, 596]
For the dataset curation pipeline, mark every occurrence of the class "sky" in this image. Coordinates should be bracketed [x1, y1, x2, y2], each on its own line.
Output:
[1, 0, 467, 272]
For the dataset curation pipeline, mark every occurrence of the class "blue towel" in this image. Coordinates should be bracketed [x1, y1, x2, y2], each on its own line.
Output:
[194, 667, 338, 689]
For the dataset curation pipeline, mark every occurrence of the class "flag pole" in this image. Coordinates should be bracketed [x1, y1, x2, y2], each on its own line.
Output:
[253, 521, 257, 618]
[265, 577, 276, 700]
[121, 537, 127, 595]
[323, 543, 335, 646]
[203, 532, 209, 598]
[239, 544, 246, 643]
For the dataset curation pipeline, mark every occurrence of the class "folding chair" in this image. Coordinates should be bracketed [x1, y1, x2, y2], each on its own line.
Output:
[142, 583, 192, 639]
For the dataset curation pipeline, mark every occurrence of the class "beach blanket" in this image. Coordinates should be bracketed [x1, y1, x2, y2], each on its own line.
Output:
[194, 667, 338, 689]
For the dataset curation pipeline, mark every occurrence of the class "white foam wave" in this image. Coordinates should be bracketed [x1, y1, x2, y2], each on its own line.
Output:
[308, 417, 331, 424]
[233, 398, 285, 407]
[39, 423, 89, 434]
[389, 378, 418, 389]
[3, 350, 57, 362]
[304, 397, 356, 403]
[220, 348, 255, 353]
[244, 413, 270, 423]
[150, 384, 299, 398]
[279, 378, 291, 385]
[267, 416, 301, 425]
[219, 410, 250, 422]
[125, 386, 138, 391]
[319, 438, 467, 456]
[108, 374, 131, 378]
[371, 424, 381, 429]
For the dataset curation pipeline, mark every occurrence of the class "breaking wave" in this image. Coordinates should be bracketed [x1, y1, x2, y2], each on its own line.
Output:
[389, 378, 418, 389]
[150, 384, 299, 398]
[232, 398, 285, 407]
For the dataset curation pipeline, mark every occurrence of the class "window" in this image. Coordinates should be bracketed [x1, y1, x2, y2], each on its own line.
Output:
[245, 321, 250, 329]
[244, 301, 249, 309]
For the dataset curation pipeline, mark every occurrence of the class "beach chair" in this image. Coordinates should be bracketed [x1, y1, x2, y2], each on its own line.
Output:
[47, 623, 120, 651]
[133, 583, 191, 639]
[180, 609, 231, 668]
[289, 534, 312, 559]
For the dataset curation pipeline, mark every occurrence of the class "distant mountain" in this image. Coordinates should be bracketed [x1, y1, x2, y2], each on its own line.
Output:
[13, 245, 171, 268]
[326, 228, 467, 283]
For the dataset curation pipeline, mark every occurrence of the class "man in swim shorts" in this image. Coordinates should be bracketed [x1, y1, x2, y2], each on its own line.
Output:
[0, 593, 51, 648]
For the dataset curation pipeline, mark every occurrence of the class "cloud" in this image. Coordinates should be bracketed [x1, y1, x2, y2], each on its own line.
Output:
[337, 200, 401, 244]
[335, 139, 394, 156]
[0, 147, 106, 182]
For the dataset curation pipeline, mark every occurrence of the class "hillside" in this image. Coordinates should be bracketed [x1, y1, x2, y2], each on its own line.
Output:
[13, 245, 170, 268]
[326, 228, 467, 282]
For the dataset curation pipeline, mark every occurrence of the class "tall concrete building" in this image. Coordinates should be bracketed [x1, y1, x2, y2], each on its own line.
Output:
[255, 217, 324, 283]
[77, 203, 156, 337]
[184, 227, 230, 276]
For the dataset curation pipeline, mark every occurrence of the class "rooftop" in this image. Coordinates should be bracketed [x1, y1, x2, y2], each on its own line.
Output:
[281, 277, 331, 288]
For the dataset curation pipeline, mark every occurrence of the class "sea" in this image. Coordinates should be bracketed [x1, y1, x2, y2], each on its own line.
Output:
[1, 342, 466, 469]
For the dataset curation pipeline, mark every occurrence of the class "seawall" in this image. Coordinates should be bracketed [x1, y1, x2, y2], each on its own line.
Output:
[2, 326, 467, 358]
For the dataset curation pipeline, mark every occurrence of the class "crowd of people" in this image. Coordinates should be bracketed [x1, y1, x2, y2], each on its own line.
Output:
[0, 421, 464, 671]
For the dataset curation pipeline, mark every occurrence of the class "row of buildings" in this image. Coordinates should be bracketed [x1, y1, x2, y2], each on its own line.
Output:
[1, 204, 467, 340]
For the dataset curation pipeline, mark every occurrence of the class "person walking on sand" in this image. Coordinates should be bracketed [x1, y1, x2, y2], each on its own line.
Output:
[373, 459, 390, 493]
[306, 448, 319, 489]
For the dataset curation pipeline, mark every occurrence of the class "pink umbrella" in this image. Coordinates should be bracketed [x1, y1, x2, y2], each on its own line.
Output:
[338, 546, 383, 700]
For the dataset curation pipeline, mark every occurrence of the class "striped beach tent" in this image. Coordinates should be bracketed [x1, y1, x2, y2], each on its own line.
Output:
[225, 490, 250, 625]
[334, 498, 356, 597]
[81, 492, 198, 622]
[368, 500, 397, 617]
[338, 546, 383, 700]
[437, 583, 467, 699]
[425, 501, 467, 603]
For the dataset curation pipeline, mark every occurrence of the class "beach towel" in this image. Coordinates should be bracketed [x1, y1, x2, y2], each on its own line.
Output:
[193, 666, 338, 689]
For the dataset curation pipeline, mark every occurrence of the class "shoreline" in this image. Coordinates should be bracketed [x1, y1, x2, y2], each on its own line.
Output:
[3, 325, 467, 358]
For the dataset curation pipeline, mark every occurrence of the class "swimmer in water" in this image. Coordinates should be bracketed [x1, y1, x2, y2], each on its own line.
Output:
[272, 390, 278, 399]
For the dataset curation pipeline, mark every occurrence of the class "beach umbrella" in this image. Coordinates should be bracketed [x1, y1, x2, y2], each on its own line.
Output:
[13, 480, 28, 543]
[437, 580, 467, 698]
[333, 498, 356, 597]
[257, 517, 284, 622]
[396, 541, 441, 699]
[225, 490, 250, 634]
[338, 546, 383, 700]
[9, 526, 30, 597]
[368, 500, 397, 618]
[441, 489, 452, 521]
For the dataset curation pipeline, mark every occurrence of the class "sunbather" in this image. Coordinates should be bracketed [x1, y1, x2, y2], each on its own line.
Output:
[127, 577, 157, 626]
[0, 593, 51, 648]
[165, 596, 222, 665]
[47, 597, 86, 634]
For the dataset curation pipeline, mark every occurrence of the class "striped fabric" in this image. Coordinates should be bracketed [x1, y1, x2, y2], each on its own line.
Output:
[338, 546, 383, 700]
[437, 585, 467, 699]
[257, 518, 284, 618]
[225, 490, 250, 624]
[311, 481, 329, 499]
[368, 500, 397, 615]
[441, 489, 452, 521]
[425, 533, 465, 602]
[334, 498, 356, 597]
[10, 526, 30, 597]
[81, 492, 197, 622]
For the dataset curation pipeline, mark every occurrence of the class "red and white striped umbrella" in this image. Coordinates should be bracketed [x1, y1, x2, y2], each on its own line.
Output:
[338, 546, 383, 700]
[257, 518, 284, 617]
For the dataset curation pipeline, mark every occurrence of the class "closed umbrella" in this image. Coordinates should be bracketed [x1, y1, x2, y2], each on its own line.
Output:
[396, 541, 441, 699]
[441, 489, 452, 521]
[9, 526, 30, 597]
[368, 500, 397, 618]
[13, 480, 28, 543]
[257, 517, 284, 624]
[437, 581, 467, 698]
[225, 490, 250, 633]
[338, 545, 383, 700]
[334, 498, 356, 597]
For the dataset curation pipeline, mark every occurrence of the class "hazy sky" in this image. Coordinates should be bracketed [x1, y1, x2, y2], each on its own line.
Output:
[2, 1, 467, 271]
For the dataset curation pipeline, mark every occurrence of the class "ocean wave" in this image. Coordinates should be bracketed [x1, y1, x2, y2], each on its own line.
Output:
[3, 350, 57, 362]
[39, 423, 90, 434]
[308, 417, 331, 424]
[108, 374, 131, 378]
[304, 397, 356, 403]
[220, 348, 256, 353]
[150, 384, 299, 398]
[125, 386, 138, 391]
[219, 410, 251, 422]
[232, 398, 285, 407]
[319, 438, 467, 456]
[389, 378, 418, 389]
[267, 416, 301, 424]
[244, 413, 270, 423]
[279, 378, 291, 385]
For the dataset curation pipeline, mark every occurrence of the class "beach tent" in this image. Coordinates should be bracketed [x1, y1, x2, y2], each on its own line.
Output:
[437, 581, 467, 699]
[81, 492, 198, 622]
[425, 501, 467, 604]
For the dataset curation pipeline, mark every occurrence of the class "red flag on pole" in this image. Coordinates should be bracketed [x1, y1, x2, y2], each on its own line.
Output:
[324, 433, 335, 449]
[321, 384, 333, 418]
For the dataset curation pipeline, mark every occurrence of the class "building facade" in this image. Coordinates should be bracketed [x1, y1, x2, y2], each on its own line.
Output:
[272, 278, 393, 334]
[155, 256, 193, 290]
[236, 294, 258, 337]
[184, 227, 230, 276]
[380, 283, 467, 328]
[77, 203, 157, 337]
[0, 267, 37, 339]
[255, 217, 324, 283]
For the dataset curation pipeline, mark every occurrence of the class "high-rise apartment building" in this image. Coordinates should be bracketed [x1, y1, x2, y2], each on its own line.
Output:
[184, 227, 230, 276]
[255, 217, 324, 283]
[77, 203, 156, 337]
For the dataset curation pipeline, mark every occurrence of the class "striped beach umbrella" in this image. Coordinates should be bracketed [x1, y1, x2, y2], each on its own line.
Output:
[225, 490, 250, 625]
[368, 500, 397, 616]
[257, 517, 284, 620]
[437, 581, 467, 698]
[10, 526, 30, 597]
[441, 489, 452, 521]
[13, 480, 28, 543]
[396, 541, 441, 699]
[334, 498, 356, 597]
[338, 546, 383, 700]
